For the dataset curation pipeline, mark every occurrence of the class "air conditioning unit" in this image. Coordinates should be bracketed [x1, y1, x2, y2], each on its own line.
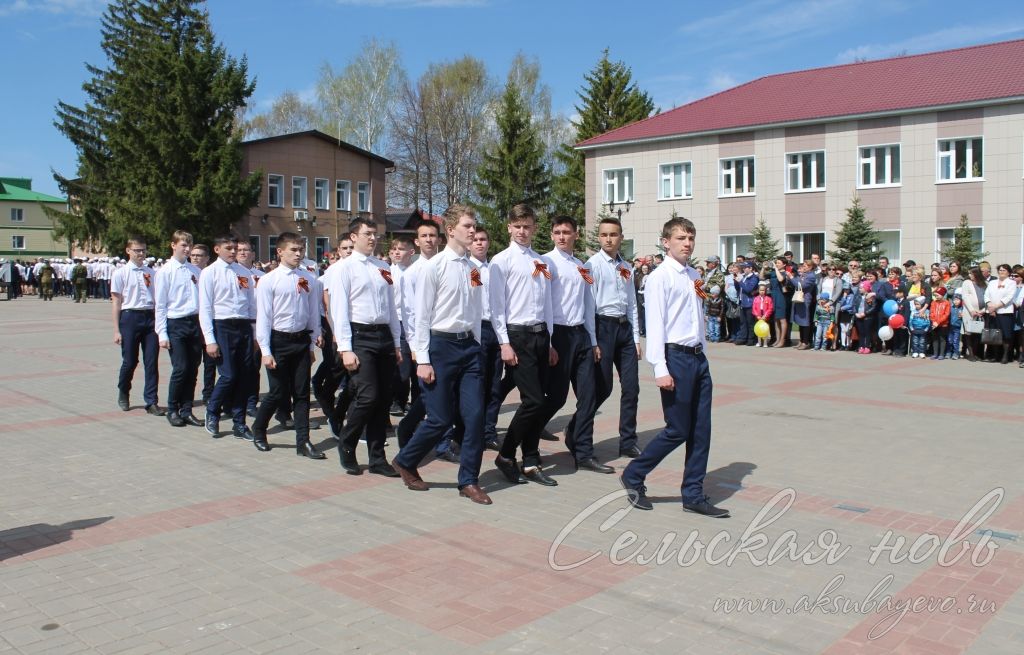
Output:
[293, 210, 309, 221]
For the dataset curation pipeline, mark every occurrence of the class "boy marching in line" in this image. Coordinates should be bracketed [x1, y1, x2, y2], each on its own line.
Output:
[388, 236, 416, 417]
[392, 205, 491, 504]
[620, 216, 730, 519]
[155, 230, 204, 427]
[251, 232, 325, 459]
[111, 235, 163, 416]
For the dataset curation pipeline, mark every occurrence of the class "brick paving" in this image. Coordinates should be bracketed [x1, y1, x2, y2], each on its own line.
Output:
[1, 299, 1023, 654]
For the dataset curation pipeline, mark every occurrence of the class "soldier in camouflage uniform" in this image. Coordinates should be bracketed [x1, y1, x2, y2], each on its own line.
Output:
[72, 258, 88, 303]
[39, 260, 55, 301]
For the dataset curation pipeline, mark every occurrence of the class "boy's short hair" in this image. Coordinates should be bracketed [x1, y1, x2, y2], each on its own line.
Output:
[414, 219, 440, 236]
[474, 225, 489, 237]
[191, 243, 209, 256]
[507, 203, 537, 224]
[599, 216, 623, 233]
[127, 234, 147, 247]
[276, 231, 302, 249]
[213, 234, 237, 247]
[349, 216, 377, 235]
[171, 230, 193, 246]
[551, 215, 578, 231]
[443, 203, 477, 231]
[661, 216, 696, 239]
[391, 235, 415, 249]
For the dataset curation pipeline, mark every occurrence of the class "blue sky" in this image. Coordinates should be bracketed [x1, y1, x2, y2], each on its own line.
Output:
[3, 0, 1023, 197]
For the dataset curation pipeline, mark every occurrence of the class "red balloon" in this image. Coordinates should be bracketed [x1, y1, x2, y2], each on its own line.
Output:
[888, 314, 905, 329]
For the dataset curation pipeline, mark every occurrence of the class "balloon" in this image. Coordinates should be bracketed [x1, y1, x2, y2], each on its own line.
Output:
[753, 320, 770, 339]
[883, 299, 898, 316]
[878, 325, 894, 341]
[888, 314, 905, 329]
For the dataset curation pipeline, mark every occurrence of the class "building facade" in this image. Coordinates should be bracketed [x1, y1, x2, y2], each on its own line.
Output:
[579, 40, 1024, 266]
[236, 131, 394, 263]
[0, 178, 68, 258]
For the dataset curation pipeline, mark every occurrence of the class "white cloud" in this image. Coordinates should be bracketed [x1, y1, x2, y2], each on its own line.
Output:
[836, 23, 1024, 62]
[0, 0, 106, 17]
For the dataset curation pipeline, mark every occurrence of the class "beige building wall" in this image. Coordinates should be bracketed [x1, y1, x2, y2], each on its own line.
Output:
[0, 200, 67, 257]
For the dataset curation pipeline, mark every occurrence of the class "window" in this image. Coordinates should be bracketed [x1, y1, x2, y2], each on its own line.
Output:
[603, 168, 633, 204]
[314, 178, 329, 210]
[785, 151, 825, 192]
[859, 145, 901, 187]
[336, 180, 351, 211]
[11, 235, 25, 250]
[249, 236, 260, 260]
[315, 237, 330, 262]
[720, 157, 755, 196]
[267, 175, 283, 207]
[873, 230, 901, 264]
[659, 162, 692, 200]
[357, 182, 370, 212]
[268, 235, 278, 261]
[785, 232, 826, 263]
[936, 226, 983, 260]
[719, 235, 753, 263]
[937, 137, 983, 182]
[10, 208, 24, 222]
[292, 176, 307, 208]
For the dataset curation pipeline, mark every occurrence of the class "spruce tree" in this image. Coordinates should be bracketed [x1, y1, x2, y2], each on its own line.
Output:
[826, 197, 884, 269]
[551, 49, 654, 221]
[939, 213, 989, 268]
[749, 215, 780, 264]
[48, 0, 259, 251]
[473, 73, 550, 252]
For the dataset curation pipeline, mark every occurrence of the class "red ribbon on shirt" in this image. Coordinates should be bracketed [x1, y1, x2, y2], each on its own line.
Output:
[618, 266, 631, 281]
[533, 261, 551, 280]
[190, 274, 197, 285]
[253, 275, 260, 288]
[142, 273, 151, 288]
[297, 277, 310, 293]
[237, 275, 249, 289]
[578, 266, 594, 285]
[470, 268, 483, 287]
[380, 268, 393, 285]
[694, 278, 708, 300]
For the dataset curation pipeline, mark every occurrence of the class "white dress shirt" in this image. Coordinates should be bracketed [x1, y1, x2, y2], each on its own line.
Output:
[198, 258, 255, 345]
[255, 264, 321, 356]
[111, 261, 156, 310]
[984, 278, 1018, 314]
[325, 251, 400, 352]
[154, 257, 201, 341]
[471, 256, 492, 322]
[411, 247, 483, 364]
[644, 257, 707, 379]
[390, 262, 409, 315]
[248, 267, 265, 319]
[586, 250, 640, 344]
[489, 242, 553, 345]
[543, 248, 597, 347]
[399, 255, 432, 345]
[301, 258, 320, 278]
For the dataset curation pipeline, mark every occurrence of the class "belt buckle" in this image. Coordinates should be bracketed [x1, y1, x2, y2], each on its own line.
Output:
[694, 344, 703, 355]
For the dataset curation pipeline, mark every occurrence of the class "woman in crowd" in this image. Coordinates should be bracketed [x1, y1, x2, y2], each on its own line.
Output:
[959, 267, 987, 361]
[769, 257, 792, 347]
[985, 264, 1018, 364]
[791, 260, 817, 350]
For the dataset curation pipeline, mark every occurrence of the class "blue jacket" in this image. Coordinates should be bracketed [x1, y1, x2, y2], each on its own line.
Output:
[738, 273, 759, 309]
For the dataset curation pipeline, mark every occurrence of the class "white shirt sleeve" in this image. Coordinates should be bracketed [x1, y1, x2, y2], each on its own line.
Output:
[198, 267, 216, 345]
[154, 267, 171, 342]
[329, 265, 354, 352]
[255, 272, 274, 356]
[644, 272, 669, 379]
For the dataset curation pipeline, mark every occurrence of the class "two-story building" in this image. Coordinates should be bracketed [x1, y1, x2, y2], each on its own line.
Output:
[236, 130, 394, 262]
[578, 39, 1024, 266]
[0, 178, 68, 258]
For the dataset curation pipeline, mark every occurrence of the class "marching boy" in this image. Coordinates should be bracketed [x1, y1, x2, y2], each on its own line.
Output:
[620, 216, 729, 518]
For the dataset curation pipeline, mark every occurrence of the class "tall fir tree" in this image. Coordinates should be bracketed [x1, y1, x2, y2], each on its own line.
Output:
[472, 72, 551, 252]
[551, 49, 654, 221]
[48, 0, 259, 251]
[939, 213, 989, 268]
[826, 197, 884, 269]
[749, 215, 780, 264]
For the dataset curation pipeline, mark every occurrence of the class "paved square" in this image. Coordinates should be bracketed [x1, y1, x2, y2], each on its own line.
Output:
[1, 299, 1023, 654]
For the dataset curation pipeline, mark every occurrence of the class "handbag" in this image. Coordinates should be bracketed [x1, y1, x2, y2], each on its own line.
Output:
[981, 317, 1004, 346]
[963, 316, 985, 334]
[791, 285, 805, 304]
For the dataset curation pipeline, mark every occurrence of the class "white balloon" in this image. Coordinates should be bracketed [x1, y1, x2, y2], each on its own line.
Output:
[877, 325, 894, 341]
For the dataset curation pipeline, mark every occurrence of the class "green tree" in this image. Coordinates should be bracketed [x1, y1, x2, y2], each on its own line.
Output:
[749, 215, 780, 264]
[473, 71, 550, 251]
[826, 197, 884, 269]
[551, 49, 655, 220]
[939, 213, 989, 268]
[48, 0, 259, 251]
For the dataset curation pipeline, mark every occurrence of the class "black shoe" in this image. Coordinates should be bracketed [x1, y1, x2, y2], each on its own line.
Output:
[276, 415, 295, 429]
[539, 429, 559, 442]
[619, 445, 641, 458]
[145, 404, 166, 417]
[436, 450, 459, 463]
[340, 449, 361, 475]
[368, 463, 400, 477]
[233, 424, 255, 441]
[522, 466, 558, 486]
[166, 411, 186, 427]
[296, 442, 326, 459]
[683, 499, 731, 518]
[117, 391, 129, 411]
[494, 455, 528, 484]
[205, 412, 220, 437]
[253, 436, 271, 452]
[389, 402, 406, 417]
[577, 457, 614, 474]
[484, 438, 500, 451]
[619, 475, 652, 510]
[180, 413, 203, 427]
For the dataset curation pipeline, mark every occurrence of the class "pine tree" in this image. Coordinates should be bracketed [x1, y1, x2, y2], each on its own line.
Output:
[472, 72, 551, 252]
[939, 213, 989, 268]
[749, 215, 780, 264]
[826, 197, 884, 269]
[551, 49, 654, 221]
[48, 0, 259, 251]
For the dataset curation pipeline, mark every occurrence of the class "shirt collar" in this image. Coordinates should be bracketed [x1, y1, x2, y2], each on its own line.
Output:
[441, 246, 467, 262]
[663, 256, 686, 275]
[549, 247, 577, 264]
[351, 251, 369, 263]
[471, 256, 487, 267]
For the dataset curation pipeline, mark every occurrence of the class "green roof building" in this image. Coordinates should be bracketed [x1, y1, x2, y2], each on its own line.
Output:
[0, 177, 68, 258]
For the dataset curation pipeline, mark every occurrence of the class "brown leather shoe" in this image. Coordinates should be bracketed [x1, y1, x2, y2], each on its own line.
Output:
[459, 484, 492, 505]
[392, 459, 428, 491]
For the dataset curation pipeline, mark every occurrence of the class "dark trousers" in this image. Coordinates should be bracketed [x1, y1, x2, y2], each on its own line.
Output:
[246, 335, 262, 413]
[479, 321, 503, 443]
[391, 323, 414, 409]
[737, 307, 755, 344]
[856, 315, 876, 350]
[166, 315, 202, 414]
[254, 332, 312, 444]
[337, 325, 394, 467]
[208, 319, 253, 425]
[543, 324, 598, 461]
[623, 348, 713, 504]
[202, 352, 216, 403]
[118, 309, 159, 406]
[395, 334, 484, 487]
[499, 327, 550, 468]
[312, 316, 343, 413]
[594, 316, 639, 451]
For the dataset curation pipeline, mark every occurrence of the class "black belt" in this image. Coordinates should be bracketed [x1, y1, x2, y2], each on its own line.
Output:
[168, 314, 199, 321]
[214, 317, 249, 326]
[430, 329, 474, 340]
[351, 322, 391, 334]
[121, 308, 154, 314]
[271, 329, 312, 343]
[507, 323, 546, 334]
[596, 314, 630, 325]
[554, 323, 586, 331]
[666, 343, 704, 355]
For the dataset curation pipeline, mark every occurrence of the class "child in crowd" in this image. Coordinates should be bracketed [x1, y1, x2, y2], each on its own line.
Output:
[948, 292, 964, 361]
[910, 296, 931, 358]
[837, 280, 855, 350]
[929, 287, 950, 360]
[890, 286, 909, 357]
[751, 281, 774, 347]
[705, 286, 723, 342]
[813, 292, 832, 351]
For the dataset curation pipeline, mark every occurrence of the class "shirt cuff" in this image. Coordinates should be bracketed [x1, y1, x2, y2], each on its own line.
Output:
[415, 350, 431, 364]
[257, 341, 271, 356]
[653, 362, 669, 378]
[158, 332, 169, 342]
[338, 340, 353, 352]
